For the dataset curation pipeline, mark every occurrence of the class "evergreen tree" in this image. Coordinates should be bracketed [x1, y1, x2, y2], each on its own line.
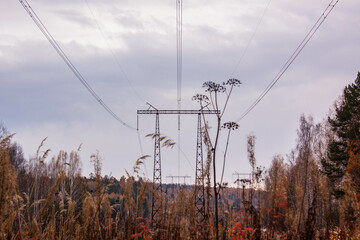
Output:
[322, 72, 360, 193]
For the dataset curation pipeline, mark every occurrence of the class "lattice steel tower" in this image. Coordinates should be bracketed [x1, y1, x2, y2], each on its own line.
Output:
[151, 113, 162, 223]
[195, 113, 205, 222]
[137, 109, 219, 225]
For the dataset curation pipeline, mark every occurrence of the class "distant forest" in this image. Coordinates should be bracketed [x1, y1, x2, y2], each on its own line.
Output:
[1, 72, 360, 239]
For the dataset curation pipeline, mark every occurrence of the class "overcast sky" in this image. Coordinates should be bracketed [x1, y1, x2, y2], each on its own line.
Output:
[1, 0, 359, 185]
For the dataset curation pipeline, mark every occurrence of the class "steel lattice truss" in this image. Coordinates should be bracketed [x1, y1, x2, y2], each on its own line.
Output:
[138, 109, 220, 225]
[195, 114, 206, 222]
[137, 109, 219, 115]
[151, 114, 162, 224]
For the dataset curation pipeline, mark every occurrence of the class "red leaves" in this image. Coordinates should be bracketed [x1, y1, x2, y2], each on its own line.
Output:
[229, 225, 254, 240]
[131, 217, 152, 240]
[356, 193, 360, 203]
[245, 228, 254, 232]
[229, 214, 255, 240]
[276, 202, 288, 209]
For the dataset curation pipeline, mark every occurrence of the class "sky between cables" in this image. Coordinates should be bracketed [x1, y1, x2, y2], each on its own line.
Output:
[82, 0, 148, 175]
[83, 0, 146, 105]
[235, 0, 340, 123]
[16, 0, 343, 182]
[19, 0, 137, 131]
[20, 0, 195, 178]
[20, 0, 276, 173]
[229, 0, 272, 79]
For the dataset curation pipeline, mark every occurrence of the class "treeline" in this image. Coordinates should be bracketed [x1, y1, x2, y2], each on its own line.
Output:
[1, 73, 360, 239]
[249, 73, 360, 239]
[0, 134, 154, 239]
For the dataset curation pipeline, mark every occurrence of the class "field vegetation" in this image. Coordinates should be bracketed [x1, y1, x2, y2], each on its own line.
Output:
[1, 73, 360, 239]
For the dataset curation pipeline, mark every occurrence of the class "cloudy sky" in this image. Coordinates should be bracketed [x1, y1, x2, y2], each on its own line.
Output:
[1, 0, 359, 185]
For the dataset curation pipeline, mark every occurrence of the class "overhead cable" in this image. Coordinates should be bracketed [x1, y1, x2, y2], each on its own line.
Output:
[176, 0, 183, 115]
[84, 0, 147, 160]
[236, 0, 340, 122]
[84, 0, 146, 103]
[230, 0, 272, 78]
[177, 142, 195, 174]
[176, 0, 183, 177]
[19, 0, 136, 130]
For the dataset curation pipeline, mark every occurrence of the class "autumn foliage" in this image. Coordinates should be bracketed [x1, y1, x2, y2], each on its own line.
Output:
[1, 73, 360, 239]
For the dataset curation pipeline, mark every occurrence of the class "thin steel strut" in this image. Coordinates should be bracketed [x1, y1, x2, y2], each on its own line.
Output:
[151, 113, 162, 224]
[166, 175, 191, 185]
[195, 113, 205, 223]
[137, 108, 219, 228]
[138, 110, 219, 115]
[232, 172, 252, 188]
[233, 172, 251, 208]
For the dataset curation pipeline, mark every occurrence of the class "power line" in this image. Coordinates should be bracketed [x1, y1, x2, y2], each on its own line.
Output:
[236, 0, 340, 122]
[19, 0, 136, 130]
[83, 0, 146, 104]
[83, 0, 148, 161]
[166, 175, 191, 185]
[136, 128, 149, 178]
[176, 0, 183, 177]
[177, 142, 195, 174]
[176, 0, 183, 114]
[230, 0, 272, 78]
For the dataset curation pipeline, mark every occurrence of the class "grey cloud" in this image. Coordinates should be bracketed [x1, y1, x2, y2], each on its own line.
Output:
[54, 9, 94, 28]
[2, 0, 360, 180]
[114, 10, 145, 30]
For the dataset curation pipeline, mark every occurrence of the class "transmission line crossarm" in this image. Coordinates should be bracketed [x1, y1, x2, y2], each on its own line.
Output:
[233, 173, 251, 182]
[138, 110, 220, 115]
[137, 109, 219, 176]
[166, 175, 190, 185]
[138, 108, 219, 227]
[233, 172, 251, 206]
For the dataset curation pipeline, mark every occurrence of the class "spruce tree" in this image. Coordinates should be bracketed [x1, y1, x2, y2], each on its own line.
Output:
[322, 72, 360, 194]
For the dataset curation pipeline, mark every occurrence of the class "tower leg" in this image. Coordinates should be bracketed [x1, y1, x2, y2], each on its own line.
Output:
[152, 113, 162, 225]
[195, 114, 205, 223]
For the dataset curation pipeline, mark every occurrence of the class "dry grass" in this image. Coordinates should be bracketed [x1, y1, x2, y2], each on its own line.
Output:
[1, 132, 360, 240]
